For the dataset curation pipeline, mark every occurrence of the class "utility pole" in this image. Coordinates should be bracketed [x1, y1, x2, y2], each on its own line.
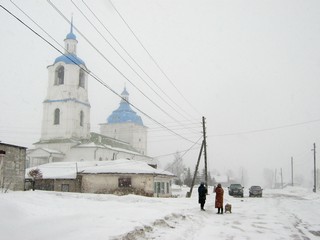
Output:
[291, 157, 294, 187]
[312, 143, 316, 193]
[280, 168, 283, 189]
[274, 169, 277, 189]
[202, 116, 208, 187]
[186, 141, 204, 198]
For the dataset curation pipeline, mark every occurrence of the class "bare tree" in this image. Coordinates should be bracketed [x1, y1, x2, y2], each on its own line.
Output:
[165, 152, 186, 185]
[28, 168, 43, 191]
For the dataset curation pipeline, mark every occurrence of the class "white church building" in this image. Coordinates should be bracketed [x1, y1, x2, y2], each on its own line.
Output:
[27, 24, 155, 168]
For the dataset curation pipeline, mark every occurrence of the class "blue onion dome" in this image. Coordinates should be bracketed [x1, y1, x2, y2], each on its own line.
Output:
[54, 54, 85, 65]
[66, 31, 76, 40]
[107, 88, 144, 126]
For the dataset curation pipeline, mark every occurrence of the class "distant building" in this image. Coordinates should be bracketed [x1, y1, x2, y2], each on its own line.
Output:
[27, 22, 155, 168]
[0, 142, 26, 191]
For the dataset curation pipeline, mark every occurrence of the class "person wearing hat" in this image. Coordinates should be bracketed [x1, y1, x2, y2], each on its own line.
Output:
[198, 182, 208, 211]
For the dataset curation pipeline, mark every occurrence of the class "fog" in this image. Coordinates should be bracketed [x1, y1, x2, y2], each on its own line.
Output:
[1, 0, 320, 187]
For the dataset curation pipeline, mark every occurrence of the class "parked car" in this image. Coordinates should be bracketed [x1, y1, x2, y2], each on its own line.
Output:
[249, 185, 263, 197]
[228, 183, 244, 197]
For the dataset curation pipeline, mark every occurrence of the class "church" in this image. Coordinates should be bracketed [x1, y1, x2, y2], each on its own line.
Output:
[26, 23, 156, 169]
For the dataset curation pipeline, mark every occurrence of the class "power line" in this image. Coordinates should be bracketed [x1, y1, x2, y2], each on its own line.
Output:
[108, 0, 203, 116]
[47, 0, 202, 140]
[0, 3, 198, 145]
[80, 0, 198, 127]
[208, 118, 320, 137]
[47, 0, 181, 125]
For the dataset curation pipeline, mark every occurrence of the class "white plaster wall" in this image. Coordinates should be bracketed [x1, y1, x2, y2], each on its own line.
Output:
[100, 123, 147, 154]
[41, 64, 90, 140]
[81, 174, 154, 194]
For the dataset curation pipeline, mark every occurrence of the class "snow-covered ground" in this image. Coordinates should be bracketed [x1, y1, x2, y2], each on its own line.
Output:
[0, 186, 319, 240]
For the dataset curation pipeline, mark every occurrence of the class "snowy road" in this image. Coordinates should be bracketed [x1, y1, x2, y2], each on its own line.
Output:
[1, 187, 320, 240]
[117, 189, 320, 240]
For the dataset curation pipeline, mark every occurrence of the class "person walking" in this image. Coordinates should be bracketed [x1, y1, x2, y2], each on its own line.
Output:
[198, 182, 207, 211]
[215, 183, 224, 214]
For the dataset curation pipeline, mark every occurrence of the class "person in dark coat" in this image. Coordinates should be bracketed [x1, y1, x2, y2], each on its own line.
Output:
[198, 182, 207, 211]
[215, 183, 224, 214]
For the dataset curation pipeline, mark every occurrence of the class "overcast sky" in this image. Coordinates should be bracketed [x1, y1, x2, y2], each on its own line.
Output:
[1, 0, 320, 187]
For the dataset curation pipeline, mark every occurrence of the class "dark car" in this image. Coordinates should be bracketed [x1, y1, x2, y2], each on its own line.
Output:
[228, 184, 244, 197]
[249, 186, 263, 197]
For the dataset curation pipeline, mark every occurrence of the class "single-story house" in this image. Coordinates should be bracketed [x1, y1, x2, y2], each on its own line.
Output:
[25, 159, 175, 197]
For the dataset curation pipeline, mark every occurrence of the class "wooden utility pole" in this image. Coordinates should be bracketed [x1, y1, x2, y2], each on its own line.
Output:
[274, 169, 277, 188]
[186, 141, 204, 198]
[280, 168, 283, 189]
[186, 116, 208, 198]
[312, 143, 316, 193]
[202, 116, 208, 187]
[291, 157, 294, 187]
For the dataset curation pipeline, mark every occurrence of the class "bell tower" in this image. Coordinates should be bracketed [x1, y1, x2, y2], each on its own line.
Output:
[39, 22, 90, 141]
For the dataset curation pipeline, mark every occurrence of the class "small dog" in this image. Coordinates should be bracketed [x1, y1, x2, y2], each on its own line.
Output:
[225, 203, 232, 213]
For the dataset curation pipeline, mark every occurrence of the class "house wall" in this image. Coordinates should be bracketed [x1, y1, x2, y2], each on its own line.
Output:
[0, 143, 26, 191]
[53, 177, 82, 192]
[81, 173, 173, 197]
[29, 177, 82, 192]
[81, 173, 154, 196]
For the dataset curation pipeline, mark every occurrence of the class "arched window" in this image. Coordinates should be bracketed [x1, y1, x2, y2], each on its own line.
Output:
[80, 110, 84, 126]
[54, 108, 60, 125]
[79, 69, 85, 88]
[55, 66, 64, 85]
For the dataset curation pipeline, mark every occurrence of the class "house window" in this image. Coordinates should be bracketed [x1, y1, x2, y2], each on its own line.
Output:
[118, 177, 131, 187]
[79, 69, 85, 88]
[80, 111, 84, 126]
[166, 182, 169, 193]
[160, 182, 165, 194]
[54, 108, 60, 125]
[154, 182, 161, 194]
[55, 66, 64, 85]
[61, 184, 69, 192]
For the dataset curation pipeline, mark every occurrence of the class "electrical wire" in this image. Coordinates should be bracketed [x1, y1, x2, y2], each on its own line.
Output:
[108, 0, 203, 116]
[47, 0, 202, 140]
[80, 0, 198, 130]
[0, 3, 199, 145]
[208, 118, 320, 137]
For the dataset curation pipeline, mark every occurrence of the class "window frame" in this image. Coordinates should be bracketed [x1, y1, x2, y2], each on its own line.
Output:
[55, 66, 65, 85]
[54, 108, 60, 125]
[118, 177, 132, 188]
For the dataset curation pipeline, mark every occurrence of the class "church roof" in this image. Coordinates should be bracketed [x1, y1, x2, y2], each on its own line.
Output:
[107, 102, 144, 125]
[107, 88, 144, 126]
[54, 53, 85, 65]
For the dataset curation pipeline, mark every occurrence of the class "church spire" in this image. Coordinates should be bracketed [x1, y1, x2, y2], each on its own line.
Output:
[65, 17, 77, 54]
[121, 86, 129, 103]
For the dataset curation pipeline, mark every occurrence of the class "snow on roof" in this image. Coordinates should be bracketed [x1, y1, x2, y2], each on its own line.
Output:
[82, 159, 174, 176]
[75, 142, 142, 155]
[39, 147, 63, 154]
[25, 159, 174, 179]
